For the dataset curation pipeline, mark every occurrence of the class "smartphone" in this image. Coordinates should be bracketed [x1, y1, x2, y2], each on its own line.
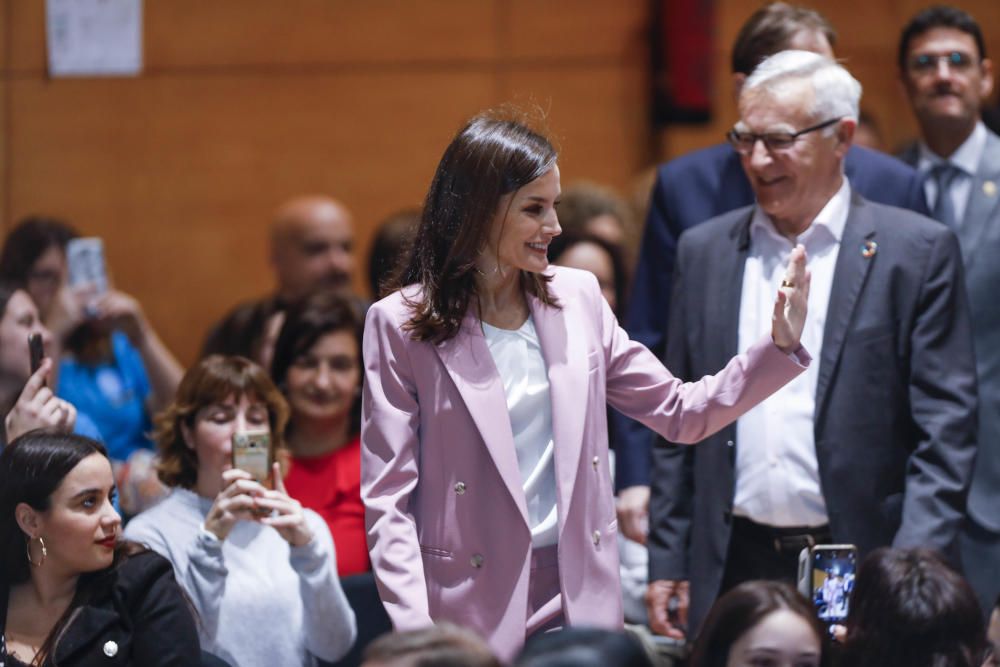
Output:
[231, 431, 273, 489]
[28, 332, 45, 375]
[66, 237, 109, 295]
[798, 544, 858, 626]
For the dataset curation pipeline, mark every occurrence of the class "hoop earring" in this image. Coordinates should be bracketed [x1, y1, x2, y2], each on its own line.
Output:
[26, 536, 47, 567]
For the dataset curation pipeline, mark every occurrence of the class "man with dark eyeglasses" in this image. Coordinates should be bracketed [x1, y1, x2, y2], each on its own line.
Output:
[645, 49, 977, 640]
[898, 5, 1000, 621]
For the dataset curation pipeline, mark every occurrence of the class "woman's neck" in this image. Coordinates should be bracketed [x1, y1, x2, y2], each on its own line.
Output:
[14, 567, 78, 616]
[286, 416, 352, 458]
[474, 267, 528, 330]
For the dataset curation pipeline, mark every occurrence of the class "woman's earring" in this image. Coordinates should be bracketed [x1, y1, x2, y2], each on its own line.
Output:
[26, 535, 47, 567]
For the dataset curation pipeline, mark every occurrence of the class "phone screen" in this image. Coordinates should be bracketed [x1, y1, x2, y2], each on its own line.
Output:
[810, 547, 857, 623]
[66, 237, 109, 294]
[28, 333, 45, 375]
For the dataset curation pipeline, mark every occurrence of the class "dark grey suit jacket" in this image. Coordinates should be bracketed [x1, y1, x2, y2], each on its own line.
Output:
[647, 192, 979, 636]
[900, 130, 1000, 533]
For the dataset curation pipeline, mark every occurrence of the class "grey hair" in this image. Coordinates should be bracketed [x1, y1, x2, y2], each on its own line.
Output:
[744, 49, 861, 128]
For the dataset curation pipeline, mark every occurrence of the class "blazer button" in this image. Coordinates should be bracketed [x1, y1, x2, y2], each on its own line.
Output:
[103, 640, 119, 657]
[470, 553, 484, 568]
[726, 440, 734, 448]
[592, 456, 600, 469]
[592, 530, 601, 545]
[454, 481, 466, 495]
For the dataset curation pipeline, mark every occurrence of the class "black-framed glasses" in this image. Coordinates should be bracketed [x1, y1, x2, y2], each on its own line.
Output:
[726, 117, 842, 155]
[908, 51, 975, 74]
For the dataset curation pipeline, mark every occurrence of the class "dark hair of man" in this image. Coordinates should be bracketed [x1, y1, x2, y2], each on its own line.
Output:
[731, 2, 836, 76]
[369, 208, 421, 300]
[154, 355, 290, 489]
[363, 623, 501, 667]
[898, 5, 987, 72]
[0, 216, 78, 287]
[394, 111, 559, 344]
[547, 230, 629, 322]
[842, 547, 986, 667]
[514, 627, 653, 667]
[0, 431, 145, 665]
[270, 289, 364, 435]
[688, 580, 829, 667]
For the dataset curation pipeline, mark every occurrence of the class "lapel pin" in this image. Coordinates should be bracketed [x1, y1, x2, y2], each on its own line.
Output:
[861, 240, 877, 259]
[984, 181, 997, 197]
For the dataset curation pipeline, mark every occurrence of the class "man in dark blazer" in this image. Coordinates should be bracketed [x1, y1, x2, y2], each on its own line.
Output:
[614, 2, 926, 545]
[897, 5, 1000, 616]
[645, 50, 978, 639]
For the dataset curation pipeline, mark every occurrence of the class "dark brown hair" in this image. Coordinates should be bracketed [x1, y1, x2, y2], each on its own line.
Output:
[688, 580, 830, 667]
[731, 2, 836, 76]
[270, 290, 363, 435]
[154, 355, 290, 489]
[898, 5, 986, 71]
[395, 110, 559, 344]
[0, 216, 78, 287]
[364, 623, 501, 667]
[842, 548, 986, 667]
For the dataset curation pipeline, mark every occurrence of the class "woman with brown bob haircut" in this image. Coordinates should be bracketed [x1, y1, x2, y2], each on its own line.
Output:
[125, 355, 356, 667]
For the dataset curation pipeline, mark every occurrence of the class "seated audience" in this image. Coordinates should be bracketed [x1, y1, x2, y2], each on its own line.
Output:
[124, 355, 356, 667]
[555, 182, 633, 250]
[0, 284, 98, 445]
[687, 580, 828, 667]
[202, 195, 356, 359]
[840, 548, 987, 667]
[0, 216, 183, 471]
[549, 230, 627, 318]
[0, 431, 200, 666]
[368, 208, 420, 299]
[514, 627, 653, 667]
[271, 289, 369, 576]
[362, 624, 500, 667]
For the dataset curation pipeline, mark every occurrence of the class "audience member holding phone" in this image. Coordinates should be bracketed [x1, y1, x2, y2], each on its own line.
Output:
[0, 284, 101, 446]
[0, 217, 183, 470]
[0, 431, 200, 666]
[124, 355, 356, 667]
[840, 548, 987, 667]
[271, 289, 369, 576]
[687, 580, 829, 667]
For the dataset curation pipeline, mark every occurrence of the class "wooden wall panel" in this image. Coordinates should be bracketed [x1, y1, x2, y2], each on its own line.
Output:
[6, 70, 496, 359]
[507, 0, 648, 60]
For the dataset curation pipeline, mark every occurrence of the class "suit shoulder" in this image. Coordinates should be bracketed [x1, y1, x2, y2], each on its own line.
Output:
[367, 285, 421, 327]
[658, 143, 733, 181]
[848, 145, 917, 178]
[678, 206, 752, 247]
[546, 265, 601, 298]
[114, 550, 176, 596]
[863, 199, 948, 237]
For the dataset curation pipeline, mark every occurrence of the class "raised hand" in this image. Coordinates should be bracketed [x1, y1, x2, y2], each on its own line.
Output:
[255, 462, 314, 548]
[4, 359, 77, 442]
[771, 244, 810, 354]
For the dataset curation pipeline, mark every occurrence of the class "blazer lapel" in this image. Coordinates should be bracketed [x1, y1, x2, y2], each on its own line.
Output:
[814, 194, 877, 423]
[711, 212, 753, 369]
[958, 131, 1000, 269]
[52, 605, 119, 664]
[434, 311, 530, 527]
[527, 288, 590, 540]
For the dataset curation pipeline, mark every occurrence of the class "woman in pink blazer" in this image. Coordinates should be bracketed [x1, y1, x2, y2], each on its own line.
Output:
[361, 112, 811, 660]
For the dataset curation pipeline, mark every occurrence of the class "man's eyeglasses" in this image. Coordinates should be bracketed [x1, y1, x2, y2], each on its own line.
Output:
[908, 51, 975, 74]
[726, 117, 841, 155]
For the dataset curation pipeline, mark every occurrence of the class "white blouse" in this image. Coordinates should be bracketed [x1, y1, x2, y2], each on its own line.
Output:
[482, 317, 559, 548]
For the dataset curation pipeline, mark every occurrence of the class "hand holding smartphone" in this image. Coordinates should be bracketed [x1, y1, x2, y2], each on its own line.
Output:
[66, 238, 108, 316]
[231, 432, 274, 517]
[28, 332, 45, 376]
[798, 544, 858, 629]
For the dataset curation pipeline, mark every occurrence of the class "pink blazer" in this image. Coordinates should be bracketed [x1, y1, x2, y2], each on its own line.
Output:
[361, 267, 807, 658]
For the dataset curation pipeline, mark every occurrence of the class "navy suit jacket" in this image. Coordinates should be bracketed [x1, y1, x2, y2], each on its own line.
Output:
[647, 195, 977, 636]
[615, 143, 927, 489]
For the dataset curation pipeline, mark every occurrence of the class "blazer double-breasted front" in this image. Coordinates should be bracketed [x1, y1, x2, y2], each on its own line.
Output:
[361, 266, 808, 658]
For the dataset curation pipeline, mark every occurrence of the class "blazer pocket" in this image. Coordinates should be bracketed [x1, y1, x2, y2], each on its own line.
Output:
[587, 350, 602, 374]
[419, 544, 454, 559]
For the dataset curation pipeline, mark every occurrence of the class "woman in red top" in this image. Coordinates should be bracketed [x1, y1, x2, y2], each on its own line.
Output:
[271, 290, 369, 576]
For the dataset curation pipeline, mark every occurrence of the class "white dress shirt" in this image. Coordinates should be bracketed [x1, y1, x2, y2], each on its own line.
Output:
[918, 121, 987, 227]
[733, 178, 851, 527]
[483, 317, 559, 548]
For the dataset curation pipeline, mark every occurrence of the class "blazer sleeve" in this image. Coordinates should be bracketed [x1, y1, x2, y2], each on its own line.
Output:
[121, 552, 202, 666]
[360, 300, 433, 630]
[600, 271, 810, 444]
[892, 229, 978, 553]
